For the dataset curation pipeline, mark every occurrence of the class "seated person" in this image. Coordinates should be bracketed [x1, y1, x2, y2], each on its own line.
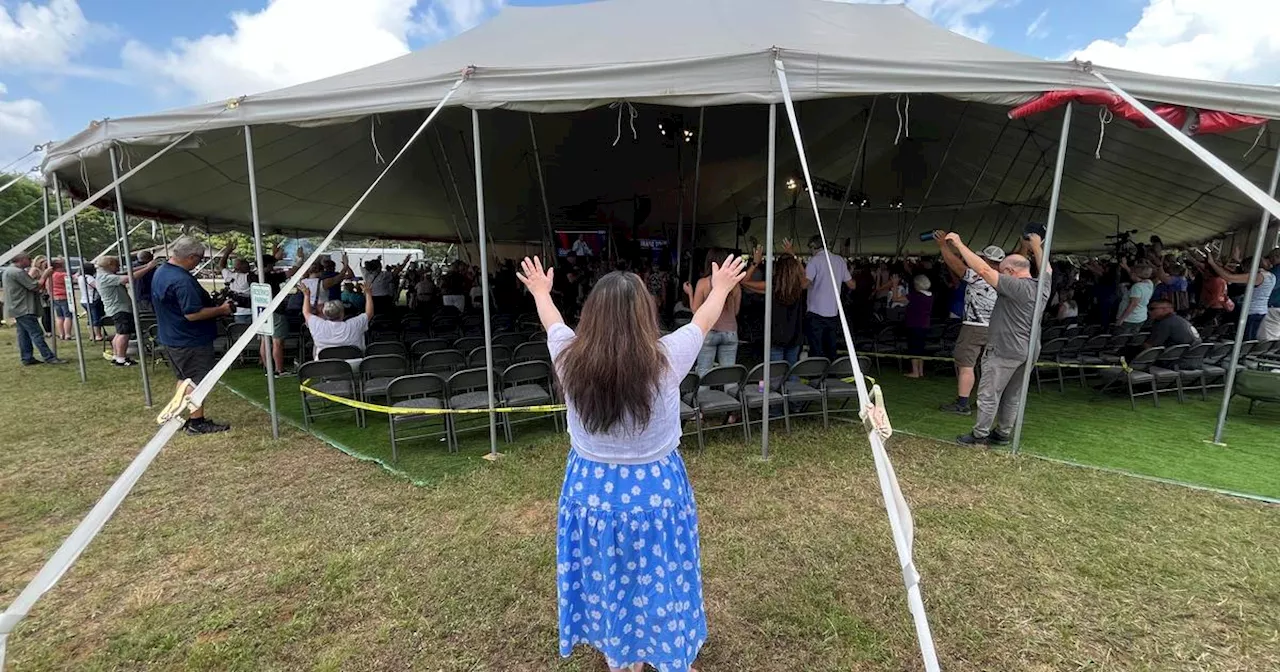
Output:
[1144, 298, 1201, 350]
[301, 280, 373, 359]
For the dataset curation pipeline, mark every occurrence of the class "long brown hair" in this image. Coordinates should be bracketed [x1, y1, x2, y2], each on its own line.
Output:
[774, 254, 805, 306]
[557, 271, 667, 433]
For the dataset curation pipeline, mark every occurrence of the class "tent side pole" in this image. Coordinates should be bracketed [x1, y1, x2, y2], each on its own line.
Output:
[832, 97, 878, 244]
[43, 189, 56, 357]
[1214, 128, 1280, 444]
[681, 106, 705, 280]
[527, 113, 557, 258]
[761, 103, 777, 460]
[1010, 103, 1073, 455]
[109, 145, 154, 408]
[472, 109, 500, 459]
[245, 125, 280, 440]
[51, 176, 87, 382]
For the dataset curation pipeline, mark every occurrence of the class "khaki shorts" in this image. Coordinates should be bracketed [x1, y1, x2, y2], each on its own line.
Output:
[953, 324, 989, 368]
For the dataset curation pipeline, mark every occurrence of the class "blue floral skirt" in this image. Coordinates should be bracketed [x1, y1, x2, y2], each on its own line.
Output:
[557, 449, 707, 671]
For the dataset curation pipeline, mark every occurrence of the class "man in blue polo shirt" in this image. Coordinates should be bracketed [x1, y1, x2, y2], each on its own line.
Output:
[152, 235, 235, 434]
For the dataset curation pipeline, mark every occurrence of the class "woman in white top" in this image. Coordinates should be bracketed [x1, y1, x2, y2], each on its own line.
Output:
[518, 253, 746, 672]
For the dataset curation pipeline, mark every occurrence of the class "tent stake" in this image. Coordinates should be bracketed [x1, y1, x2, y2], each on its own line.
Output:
[244, 125, 280, 440]
[51, 176, 87, 382]
[110, 145, 154, 407]
[761, 103, 777, 461]
[1010, 103, 1072, 455]
[473, 109, 501, 460]
[1214, 126, 1279, 444]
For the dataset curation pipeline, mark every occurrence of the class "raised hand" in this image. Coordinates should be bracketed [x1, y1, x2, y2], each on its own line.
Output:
[710, 254, 748, 291]
[752, 245, 763, 265]
[782, 238, 795, 255]
[516, 256, 554, 296]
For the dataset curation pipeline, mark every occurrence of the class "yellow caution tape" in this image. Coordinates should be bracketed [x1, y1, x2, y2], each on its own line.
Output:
[300, 380, 566, 415]
[861, 351, 1131, 372]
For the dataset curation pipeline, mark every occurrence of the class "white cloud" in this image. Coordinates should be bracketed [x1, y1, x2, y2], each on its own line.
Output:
[122, 0, 506, 104]
[948, 16, 994, 43]
[0, 0, 94, 69]
[1026, 9, 1049, 39]
[0, 82, 53, 171]
[1072, 0, 1280, 84]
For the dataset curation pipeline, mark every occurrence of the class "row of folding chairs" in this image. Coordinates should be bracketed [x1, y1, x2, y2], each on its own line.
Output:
[1095, 340, 1279, 410]
[677, 355, 871, 450]
[297, 357, 561, 460]
[317, 342, 553, 374]
[1035, 332, 1152, 392]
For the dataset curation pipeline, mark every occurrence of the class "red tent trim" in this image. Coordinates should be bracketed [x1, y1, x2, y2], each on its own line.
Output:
[1008, 90, 1267, 135]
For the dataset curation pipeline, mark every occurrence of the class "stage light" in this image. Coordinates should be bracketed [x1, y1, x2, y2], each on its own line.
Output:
[889, 197, 904, 210]
[786, 178, 798, 190]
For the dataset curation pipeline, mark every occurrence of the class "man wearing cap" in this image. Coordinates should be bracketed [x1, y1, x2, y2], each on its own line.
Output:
[935, 233, 1004, 415]
[942, 232, 1050, 446]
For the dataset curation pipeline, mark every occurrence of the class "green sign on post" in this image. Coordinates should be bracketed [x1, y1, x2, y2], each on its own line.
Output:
[250, 282, 274, 336]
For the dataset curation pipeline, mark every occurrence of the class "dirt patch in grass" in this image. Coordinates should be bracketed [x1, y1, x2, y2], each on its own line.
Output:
[2, 351, 1278, 671]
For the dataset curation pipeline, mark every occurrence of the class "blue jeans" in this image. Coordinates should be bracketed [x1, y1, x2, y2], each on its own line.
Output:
[15, 314, 56, 363]
[805, 313, 842, 360]
[1245, 312, 1264, 341]
[696, 329, 738, 377]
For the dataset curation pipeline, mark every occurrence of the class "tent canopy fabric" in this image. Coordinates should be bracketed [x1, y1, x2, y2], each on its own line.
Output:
[41, 0, 1280, 253]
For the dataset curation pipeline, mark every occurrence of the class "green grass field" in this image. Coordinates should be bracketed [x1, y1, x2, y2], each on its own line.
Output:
[2, 336, 1279, 670]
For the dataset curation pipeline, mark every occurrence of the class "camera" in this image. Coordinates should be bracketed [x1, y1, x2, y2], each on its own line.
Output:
[919, 232, 937, 242]
[1022, 222, 1046, 240]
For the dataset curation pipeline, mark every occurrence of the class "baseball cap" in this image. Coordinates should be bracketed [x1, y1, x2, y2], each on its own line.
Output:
[980, 246, 1006, 262]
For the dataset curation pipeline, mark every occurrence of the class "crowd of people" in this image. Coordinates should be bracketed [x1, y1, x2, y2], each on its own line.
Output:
[7, 226, 1279, 443]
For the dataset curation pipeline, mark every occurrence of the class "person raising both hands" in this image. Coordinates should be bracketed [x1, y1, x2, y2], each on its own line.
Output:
[517, 253, 747, 672]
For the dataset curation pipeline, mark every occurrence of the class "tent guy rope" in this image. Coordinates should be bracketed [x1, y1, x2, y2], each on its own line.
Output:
[0, 70, 471, 671]
[775, 58, 941, 672]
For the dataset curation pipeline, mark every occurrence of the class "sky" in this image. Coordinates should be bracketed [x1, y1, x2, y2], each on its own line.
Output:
[2, 0, 1279, 171]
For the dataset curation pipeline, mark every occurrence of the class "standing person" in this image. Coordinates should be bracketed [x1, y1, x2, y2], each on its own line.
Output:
[47, 258, 74, 340]
[517, 253, 747, 672]
[684, 247, 742, 377]
[215, 239, 254, 324]
[935, 234, 1002, 415]
[78, 262, 106, 342]
[151, 236, 234, 434]
[257, 250, 291, 376]
[96, 255, 158, 367]
[904, 275, 934, 379]
[1115, 260, 1155, 334]
[943, 232, 1050, 447]
[741, 240, 808, 372]
[301, 255, 351, 313]
[1200, 251, 1275, 341]
[1260, 248, 1280, 341]
[135, 250, 158, 314]
[3, 254, 66, 365]
[804, 235, 855, 360]
[29, 255, 53, 336]
[440, 260, 469, 312]
[364, 259, 399, 315]
[645, 259, 671, 316]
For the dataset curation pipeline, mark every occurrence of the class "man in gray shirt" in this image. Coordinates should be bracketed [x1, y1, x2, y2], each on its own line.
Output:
[943, 232, 1049, 446]
[2, 254, 66, 365]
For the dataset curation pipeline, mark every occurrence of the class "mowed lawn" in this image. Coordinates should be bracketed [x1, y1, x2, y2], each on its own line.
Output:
[2, 340, 1279, 670]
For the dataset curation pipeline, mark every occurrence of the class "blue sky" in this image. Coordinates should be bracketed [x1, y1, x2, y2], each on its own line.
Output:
[2, 0, 1278, 170]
